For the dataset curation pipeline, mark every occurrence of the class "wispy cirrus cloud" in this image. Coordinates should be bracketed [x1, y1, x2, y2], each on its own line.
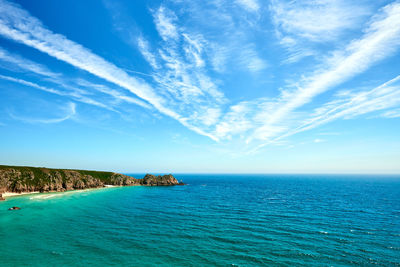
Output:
[153, 6, 179, 41]
[270, 0, 372, 63]
[248, 1, 400, 144]
[147, 1, 268, 76]
[0, 0, 220, 138]
[1, 0, 399, 153]
[0, 74, 114, 110]
[9, 102, 76, 124]
[235, 0, 260, 13]
[380, 109, 400, 118]
[0, 46, 151, 110]
[239, 46, 268, 73]
[0, 0, 228, 141]
[244, 74, 400, 154]
[0, 0, 168, 112]
[137, 36, 160, 70]
[136, 5, 227, 133]
[270, 0, 371, 42]
[74, 79, 151, 109]
[273, 75, 400, 142]
[0, 46, 60, 78]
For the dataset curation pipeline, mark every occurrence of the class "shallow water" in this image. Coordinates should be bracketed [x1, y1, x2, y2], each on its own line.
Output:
[1, 174, 399, 266]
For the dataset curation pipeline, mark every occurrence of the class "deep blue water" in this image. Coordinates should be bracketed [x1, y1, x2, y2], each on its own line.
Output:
[0, 174, 399, 266]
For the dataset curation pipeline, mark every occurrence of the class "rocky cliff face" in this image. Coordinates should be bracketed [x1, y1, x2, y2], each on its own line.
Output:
[138, 174, 182, 186]
[0, 165, 182, 199]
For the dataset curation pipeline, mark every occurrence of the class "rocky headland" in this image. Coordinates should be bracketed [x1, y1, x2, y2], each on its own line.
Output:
[0, 165, 183, 200]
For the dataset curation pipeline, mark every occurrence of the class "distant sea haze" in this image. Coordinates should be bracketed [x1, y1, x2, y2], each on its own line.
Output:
[1, 174, 399, 266]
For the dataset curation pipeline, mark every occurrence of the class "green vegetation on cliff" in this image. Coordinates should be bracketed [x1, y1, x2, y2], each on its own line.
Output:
[0, 165, 181, 195]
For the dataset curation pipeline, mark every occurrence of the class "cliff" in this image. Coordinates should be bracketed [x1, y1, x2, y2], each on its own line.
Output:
[0, 165, 182, 200]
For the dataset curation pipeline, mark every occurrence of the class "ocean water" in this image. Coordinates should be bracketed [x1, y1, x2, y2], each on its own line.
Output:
[0, 174, 399, 266]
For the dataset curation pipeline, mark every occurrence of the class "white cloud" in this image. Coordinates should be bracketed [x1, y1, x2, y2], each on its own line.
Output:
[137, 26, 225, 135]
[236, 0, 260, 12]
[250, 2, 400, 144]
[270, 0, 370, 42]
[0, 0, 219, 138]
[137, 36, 160, 70]
[153, 6, 179, 41]
[0, 46, 60, 78]
[1, 0, 399, 150]
[0, 74, 114, 110]
[270, 0, 372, 63]
[0, 46, 150, 109]
[214, 100, 267, 140]
[381, 109, 400, 118]
[75, 79, 151, 109]
[236, 46, 268, 73]
[247, 55, 267, 73]
[182, 33, 205, 67]
[209, 45, 229, 73]
[9, 102, 76, 124]
[189, 107, 221, 127]
[275, 75, 400, 142]
[0, 0, 163, 107]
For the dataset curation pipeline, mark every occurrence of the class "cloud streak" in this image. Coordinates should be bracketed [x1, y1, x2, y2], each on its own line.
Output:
[250, 1, 400, 143]
[0, 74, 113, 110]
[9, 102, 76, 124]
[0, 0, 178, 118]
[0, 46, 152, 109]
[1, 0, 399, 151]
[0, 46, 60, 78]
[0, 0, 223, 141]
[270, 0, 372, 63]
[272, 74, 400, 143]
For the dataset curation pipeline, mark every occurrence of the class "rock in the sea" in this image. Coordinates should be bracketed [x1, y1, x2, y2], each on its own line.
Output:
[140, 174, 181, 186]
[0, 194, 4, 201]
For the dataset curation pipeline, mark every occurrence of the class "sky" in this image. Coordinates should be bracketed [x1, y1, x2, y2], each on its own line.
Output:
[0, 0, 399, 174]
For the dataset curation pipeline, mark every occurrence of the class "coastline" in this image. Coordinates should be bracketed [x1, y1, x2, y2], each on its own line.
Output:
[0, 181, 182, 201]
[2, 191, 40, 198]
[0, 166, 183, 201]
[0, 185, 122, 200]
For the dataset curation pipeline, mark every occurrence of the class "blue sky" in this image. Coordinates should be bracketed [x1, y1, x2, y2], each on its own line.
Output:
[0, 0, 399, 173]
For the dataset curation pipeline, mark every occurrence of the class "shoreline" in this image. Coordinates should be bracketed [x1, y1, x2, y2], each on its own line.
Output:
[0, 182, 182, 201]
[0, 168, 183, 202]
[0, 185, 122, 200]
[2, 191, 40, 198]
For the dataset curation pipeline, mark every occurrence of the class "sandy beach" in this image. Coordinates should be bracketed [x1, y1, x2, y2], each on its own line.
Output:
[1, 191, 40, 198]
[0, 185, 123, 200]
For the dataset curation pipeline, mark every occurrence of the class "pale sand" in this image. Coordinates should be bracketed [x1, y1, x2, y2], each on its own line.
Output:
[2, 191, 40, 198]
[1, 185, 121, 200]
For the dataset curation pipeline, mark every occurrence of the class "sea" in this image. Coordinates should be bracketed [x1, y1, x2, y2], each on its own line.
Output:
[1, 174, 399, 266]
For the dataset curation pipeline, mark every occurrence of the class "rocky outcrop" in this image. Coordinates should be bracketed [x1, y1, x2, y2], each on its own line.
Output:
[0, 165, 183, 200]
[139, 174, 181, 186]
[109, 173, 140, 186]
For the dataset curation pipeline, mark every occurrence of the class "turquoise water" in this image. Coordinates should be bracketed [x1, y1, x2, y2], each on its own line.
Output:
[1, 174, 399, 266]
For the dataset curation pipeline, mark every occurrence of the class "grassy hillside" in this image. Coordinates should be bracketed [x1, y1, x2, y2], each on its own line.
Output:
[0, 165, 180, 194]
[0, 165, 140, 193]
[0, 165, 117, 183]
